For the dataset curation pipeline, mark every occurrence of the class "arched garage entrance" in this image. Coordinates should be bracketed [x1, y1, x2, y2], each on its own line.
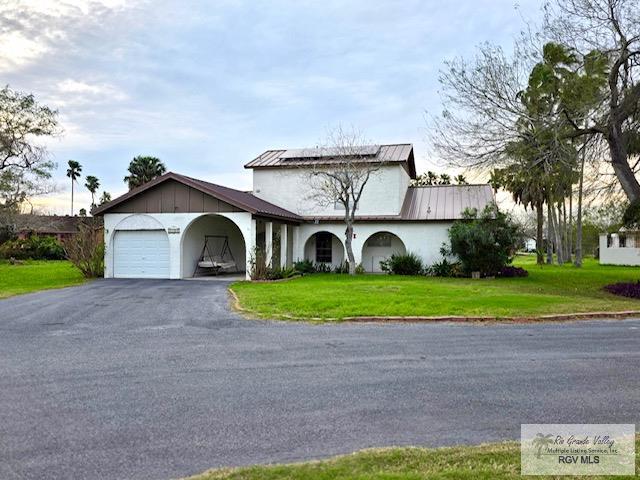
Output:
[181, 214, 246, 277]
[303, 231, 345, 269]
[361, 231, 406, 273]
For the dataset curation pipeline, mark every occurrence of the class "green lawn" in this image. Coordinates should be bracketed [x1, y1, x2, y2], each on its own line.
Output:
[230, 257, 640, 320]
[186, 438, 640, 480]
[0, 260, 85, 299]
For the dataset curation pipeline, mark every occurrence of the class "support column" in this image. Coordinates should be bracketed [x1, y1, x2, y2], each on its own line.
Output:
[246, 217, 257, 280]
[265, 221, 273, 267]
[280, 224, 288, 268]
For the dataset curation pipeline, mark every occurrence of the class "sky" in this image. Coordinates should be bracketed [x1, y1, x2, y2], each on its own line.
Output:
[1, 0, 542, 214]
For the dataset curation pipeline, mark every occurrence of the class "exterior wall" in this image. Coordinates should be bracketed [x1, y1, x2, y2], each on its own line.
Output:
[599, 234, 640, 266]
[252, 164, 409, 217]
[104, 212, 254, 279]
[294, 221, 452, 270]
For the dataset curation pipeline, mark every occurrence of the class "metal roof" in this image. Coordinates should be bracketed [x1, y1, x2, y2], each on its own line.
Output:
[92, 172, 303, 222]
[245, 144, 416, 178]
[400, 184, 494, 220]
[302, 184, 494, 222]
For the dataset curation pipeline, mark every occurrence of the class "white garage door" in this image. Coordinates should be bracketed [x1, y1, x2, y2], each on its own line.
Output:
[113, 230, 170, 279]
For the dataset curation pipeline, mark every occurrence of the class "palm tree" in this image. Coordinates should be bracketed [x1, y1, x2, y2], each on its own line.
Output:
[66, 160, 82, 216]
[99, 191, 111, 206]
[85, 175, 100, 208]
[124, 156, 166, 190]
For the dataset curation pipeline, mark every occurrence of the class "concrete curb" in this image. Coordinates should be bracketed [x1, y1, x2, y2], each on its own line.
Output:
[343, 311, 640, 324]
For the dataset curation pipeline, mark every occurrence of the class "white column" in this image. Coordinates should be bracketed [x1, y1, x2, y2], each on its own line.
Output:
[246, 217, 257, 280]
[265, 221, 273, 267]
[280, 224, 288, 268]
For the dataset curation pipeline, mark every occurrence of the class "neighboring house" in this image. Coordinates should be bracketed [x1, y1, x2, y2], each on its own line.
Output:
[93, 144, 494, 279]
[10, 215, 94, 242]
[599, 229, 640, 266]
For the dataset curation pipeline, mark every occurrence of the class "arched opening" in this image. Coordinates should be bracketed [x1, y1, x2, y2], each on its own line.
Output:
[361, 231, 406, 273]
[181, 214, 246, 277]
[303, 231, 345, 269]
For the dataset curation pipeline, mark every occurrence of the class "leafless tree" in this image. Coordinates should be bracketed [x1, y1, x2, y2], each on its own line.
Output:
[304, 126, 380, 275]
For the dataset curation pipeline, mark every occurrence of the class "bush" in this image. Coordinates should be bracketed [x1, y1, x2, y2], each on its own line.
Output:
[380, 252, 423, 275]
[603, 281, 640, 299]
[427, 258, 463, 277]
[250, 249, 300, 280]
[0, 235, 65, 260]
[62, 223, 104, 277]
[314, 262, 332, 273]
[497, 266, 528, 278]
[293, 259, 315, 274]
[333, 261, 350, 273]
[448, 204, 520, 277]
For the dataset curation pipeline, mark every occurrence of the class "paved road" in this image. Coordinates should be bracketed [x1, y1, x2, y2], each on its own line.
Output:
[1, 280, 639, 480]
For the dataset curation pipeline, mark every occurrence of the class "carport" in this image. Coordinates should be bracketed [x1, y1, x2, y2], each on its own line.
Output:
[93, 172, 301, 280]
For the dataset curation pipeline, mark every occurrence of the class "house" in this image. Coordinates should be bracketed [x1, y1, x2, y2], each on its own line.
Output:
[93, 144, 494, 279]
[599, 229, 640, 265]
[10, 214, 98, 242]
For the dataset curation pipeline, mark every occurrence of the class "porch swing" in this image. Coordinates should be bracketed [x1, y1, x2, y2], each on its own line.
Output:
[193, 235, 237, 277]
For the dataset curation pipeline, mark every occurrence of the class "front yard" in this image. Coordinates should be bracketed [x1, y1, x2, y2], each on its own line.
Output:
[0, 260, 85, 299]
[230, 257, 640, 320]
[187, 438, 640, 480]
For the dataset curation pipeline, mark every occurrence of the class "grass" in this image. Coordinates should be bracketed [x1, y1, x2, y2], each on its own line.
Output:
[0, 260, 85, 299]
[230, 256, 640, 320]
[185, 438, 640, 479]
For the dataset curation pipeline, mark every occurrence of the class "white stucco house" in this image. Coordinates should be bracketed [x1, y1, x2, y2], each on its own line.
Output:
[93, 144, 494, 279]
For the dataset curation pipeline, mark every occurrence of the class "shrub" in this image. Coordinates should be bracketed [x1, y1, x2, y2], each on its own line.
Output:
[603, 281, 640, 299]
[427, 258, 463, 277]
[62, 223, 104, 277]
[314, 262, 332, 273]
[293, 259, 315, 274]
[333, 261, 350, 273]
[448, 203, 520, 276]
[380, 252, 423, 275]
[497, 266, 529, 278]
[263, 266, 298, 281]
[0, 235, 65, 260]
[355, 263, 365, 274]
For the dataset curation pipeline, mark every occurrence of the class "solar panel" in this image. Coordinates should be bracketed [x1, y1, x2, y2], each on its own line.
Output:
[279, 145, 380, 160]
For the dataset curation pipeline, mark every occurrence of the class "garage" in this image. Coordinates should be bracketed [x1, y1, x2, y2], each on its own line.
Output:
[113, 230, 170, 278]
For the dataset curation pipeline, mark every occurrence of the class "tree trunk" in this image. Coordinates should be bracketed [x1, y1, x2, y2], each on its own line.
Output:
[567, 193, 573, 263]
[546, 202, 553, 264]
[344, 222, 356, 275]
[536, 200, 544, 265]
[71, 180, 74, 216]
[551, 204, 564, 264]
[562, 199, 571, 263]
[609, 125, 640, 202]
[574, 147, 586, 267]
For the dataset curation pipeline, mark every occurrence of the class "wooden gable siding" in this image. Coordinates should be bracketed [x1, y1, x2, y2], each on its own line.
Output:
[108, 179, 243, 214]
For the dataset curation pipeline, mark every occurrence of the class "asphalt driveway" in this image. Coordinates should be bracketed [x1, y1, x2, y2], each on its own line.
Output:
[1, 280, 639, 480]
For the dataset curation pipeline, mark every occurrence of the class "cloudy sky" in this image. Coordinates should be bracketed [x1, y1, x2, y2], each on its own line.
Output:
[2, 0, 541, 214]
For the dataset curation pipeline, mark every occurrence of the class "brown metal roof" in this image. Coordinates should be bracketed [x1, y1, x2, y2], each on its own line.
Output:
[92, 172, 302, 222]
[400, 184, 494, 220]
[245, 144, 416, 178]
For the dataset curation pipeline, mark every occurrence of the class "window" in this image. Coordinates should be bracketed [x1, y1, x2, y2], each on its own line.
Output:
[366, 233, 392, 247]
[315, 232, 332, 263]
